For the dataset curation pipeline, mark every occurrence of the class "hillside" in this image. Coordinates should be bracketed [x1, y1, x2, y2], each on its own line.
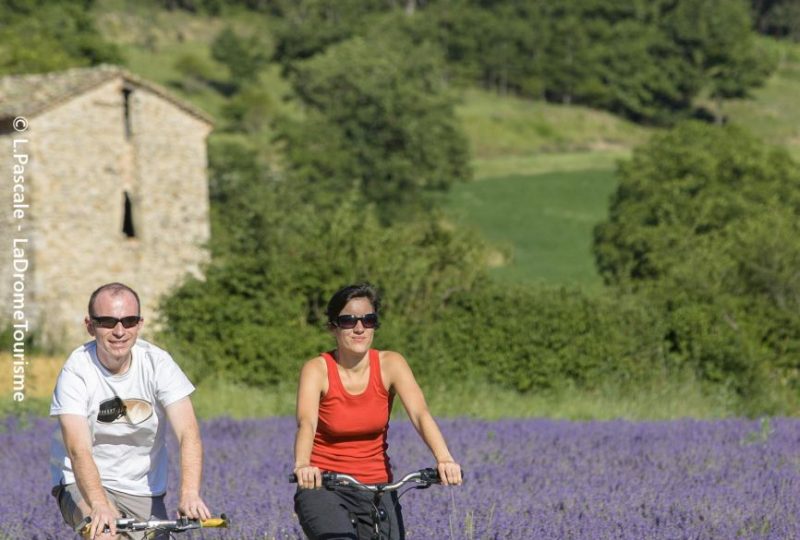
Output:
[90, 1, 800, 289]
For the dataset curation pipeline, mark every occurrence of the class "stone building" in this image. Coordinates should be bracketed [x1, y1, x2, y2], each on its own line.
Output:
[0, 64, 213, 348]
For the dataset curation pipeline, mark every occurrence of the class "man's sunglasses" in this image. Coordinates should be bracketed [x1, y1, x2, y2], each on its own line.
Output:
[91, 316, 141, 329]
[334, 313, 379, 329]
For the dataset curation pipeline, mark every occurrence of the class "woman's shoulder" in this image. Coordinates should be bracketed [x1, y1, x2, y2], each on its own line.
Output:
[377, 349, 404, 360]
[299, 355, 329, 392]
[377, 350, 410, 370]
[302, 354, 328, 372]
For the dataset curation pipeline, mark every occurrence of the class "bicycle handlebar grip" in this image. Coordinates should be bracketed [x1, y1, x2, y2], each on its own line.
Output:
[423, 466, 466, 482]
[419, 467, 440, 482]
[201, 514, 229, 528]
[289, 471, 338, 483]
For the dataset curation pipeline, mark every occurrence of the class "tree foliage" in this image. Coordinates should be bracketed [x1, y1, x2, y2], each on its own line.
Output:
[441, 0, 771, 123]
[159, 140, 486, 385]
[210, 26, 270, 86]
[752, 0, 800, 41]
[401, 284, 667, 392]
[594, 122, 800, 285]
[0, 0, 122, 75]
[277, 32, 471, 222]
[593, 122, 800, 409]
[270, 0, 390, 72]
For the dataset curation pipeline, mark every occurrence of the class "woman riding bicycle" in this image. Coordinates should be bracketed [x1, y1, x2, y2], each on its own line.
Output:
[293, 283, 462, 539]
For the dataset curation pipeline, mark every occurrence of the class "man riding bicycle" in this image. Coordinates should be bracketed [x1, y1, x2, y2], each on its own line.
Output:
[49, 283, 211, 539]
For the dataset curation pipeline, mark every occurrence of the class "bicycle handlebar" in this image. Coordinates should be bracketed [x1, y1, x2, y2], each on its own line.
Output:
[76, 514, 228, 535]
[289, 467, 462, 492]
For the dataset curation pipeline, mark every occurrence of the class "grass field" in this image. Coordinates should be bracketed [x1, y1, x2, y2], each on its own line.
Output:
[709, 37, 800, 161]
[2, 355, 737, 421]
[445, 169, 618, 291]
[455, 87, 650, 161]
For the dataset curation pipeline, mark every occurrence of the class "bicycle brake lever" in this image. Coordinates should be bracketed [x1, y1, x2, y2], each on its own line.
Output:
[74, 516, 91, 533]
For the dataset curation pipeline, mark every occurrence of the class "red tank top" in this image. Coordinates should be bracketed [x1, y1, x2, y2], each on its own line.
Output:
[310, 349, 393, 483]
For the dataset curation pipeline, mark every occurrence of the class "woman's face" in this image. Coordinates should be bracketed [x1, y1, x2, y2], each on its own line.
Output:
[333, 297, 376, 355]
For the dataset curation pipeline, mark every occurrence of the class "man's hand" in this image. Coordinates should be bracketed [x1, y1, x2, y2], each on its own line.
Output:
[87, 500, 120, 538]
[178, 490, 211, 521]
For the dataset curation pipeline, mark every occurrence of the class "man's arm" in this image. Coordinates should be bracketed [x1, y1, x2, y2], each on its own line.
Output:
[165, 397, 211, 520]
[59, 414, 120, 537]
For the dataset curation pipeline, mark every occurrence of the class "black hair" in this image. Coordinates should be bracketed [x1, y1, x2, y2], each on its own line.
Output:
[326, 283, 381, 326]
[88, 282, 141, 317]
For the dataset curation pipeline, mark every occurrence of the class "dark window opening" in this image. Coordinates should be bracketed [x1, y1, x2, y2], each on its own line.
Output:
[123, 191, 136, 238]
[122, 87, 133, 139]
[0, 117, 15, 135]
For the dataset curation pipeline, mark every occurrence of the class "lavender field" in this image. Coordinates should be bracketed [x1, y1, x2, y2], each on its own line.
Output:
[2, 415, 799, 539]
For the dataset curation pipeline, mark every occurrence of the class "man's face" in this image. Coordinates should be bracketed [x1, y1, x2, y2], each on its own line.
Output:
[85, 290, 143, 373]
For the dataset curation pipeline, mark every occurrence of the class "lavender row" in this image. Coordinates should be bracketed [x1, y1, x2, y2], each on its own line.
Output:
[1, 416, 799, 539]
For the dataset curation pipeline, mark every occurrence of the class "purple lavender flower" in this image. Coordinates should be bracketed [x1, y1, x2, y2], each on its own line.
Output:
[2, 416, 799, 539]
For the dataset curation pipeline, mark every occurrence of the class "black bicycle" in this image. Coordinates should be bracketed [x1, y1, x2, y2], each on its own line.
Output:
[291, 467, 458, 540]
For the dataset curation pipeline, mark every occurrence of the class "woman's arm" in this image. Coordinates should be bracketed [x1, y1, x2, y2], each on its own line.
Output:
[294, 357, 326, 489]
[382, 351, 463, 486]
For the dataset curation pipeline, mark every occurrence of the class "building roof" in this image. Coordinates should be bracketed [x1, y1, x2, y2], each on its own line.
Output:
[0, 64, 214, 125]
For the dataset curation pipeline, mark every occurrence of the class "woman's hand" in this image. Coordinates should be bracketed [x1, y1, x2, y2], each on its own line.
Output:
[294, 465, 322, 489]
[437, 460, 463, 486]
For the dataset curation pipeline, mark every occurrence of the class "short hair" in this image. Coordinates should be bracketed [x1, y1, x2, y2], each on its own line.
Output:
[326, 283, 381, 326]
[88, 282, 141, 317]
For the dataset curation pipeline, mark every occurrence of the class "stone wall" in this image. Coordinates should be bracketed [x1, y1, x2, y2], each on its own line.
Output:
[0, 76, 211, 349]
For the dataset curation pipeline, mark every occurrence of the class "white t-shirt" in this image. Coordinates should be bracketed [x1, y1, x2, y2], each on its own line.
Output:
[49, 339, 195, 496]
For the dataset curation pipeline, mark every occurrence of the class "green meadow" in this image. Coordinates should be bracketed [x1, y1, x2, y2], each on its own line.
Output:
[445, 169, 617, 291]
[445, 39, 800, 291]
[449, 88, 644, 290]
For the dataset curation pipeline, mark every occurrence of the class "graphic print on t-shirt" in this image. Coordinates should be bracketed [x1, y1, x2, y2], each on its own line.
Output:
[97, 397, 153, 424]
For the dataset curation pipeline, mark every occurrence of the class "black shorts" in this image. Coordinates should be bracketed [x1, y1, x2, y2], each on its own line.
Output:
[294, 487, 405, 540]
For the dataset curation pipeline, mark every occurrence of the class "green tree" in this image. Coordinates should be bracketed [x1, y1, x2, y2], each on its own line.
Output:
[159, 143, 487, 385]
[660, 0, 775, 121]
[277, 33, 471, 222]
[420, 0, 549, 97]
[594, 122, 800, 285]
[752, 0, 800, 41]
[0, 0, 122, 75]
[594, 121, 800, 409]
[270, 0, 390, 72]
[210, 26, 270, 86]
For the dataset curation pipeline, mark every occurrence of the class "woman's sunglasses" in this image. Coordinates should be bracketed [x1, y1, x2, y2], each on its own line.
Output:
[91, 316, 142, 329]
[334, 313, 379, 329]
